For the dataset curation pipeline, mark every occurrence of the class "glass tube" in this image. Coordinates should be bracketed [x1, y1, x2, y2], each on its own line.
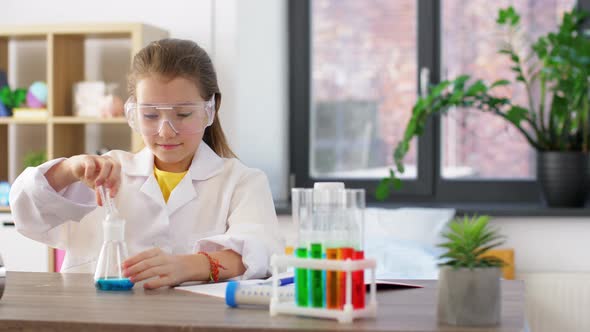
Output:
[345, 188, 366, 309]
[291, 188, 313, 307]
[313, 183, 345, 309]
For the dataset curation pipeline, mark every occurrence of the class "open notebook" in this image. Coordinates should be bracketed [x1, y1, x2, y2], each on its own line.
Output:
[175, 273, 422, 299]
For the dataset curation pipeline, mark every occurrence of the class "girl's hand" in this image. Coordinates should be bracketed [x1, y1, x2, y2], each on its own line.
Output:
[122, 247, 207, 289]
[64, 154, 121, 204]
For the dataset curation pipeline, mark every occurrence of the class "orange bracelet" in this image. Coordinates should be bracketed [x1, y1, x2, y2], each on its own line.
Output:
[198, 251, 226, 282]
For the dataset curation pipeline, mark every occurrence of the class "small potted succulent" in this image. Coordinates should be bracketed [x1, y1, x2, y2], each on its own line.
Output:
[437, 215, 505, 326]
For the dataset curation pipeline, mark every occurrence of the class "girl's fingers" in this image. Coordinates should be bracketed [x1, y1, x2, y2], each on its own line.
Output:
[83, 158, 97, 183]
[144, 275, 176, 289]
[122, 247, 162, 270]
[129, 265, 167, 283]
[94, 159, 113, 187]
[107, 161, 122, 197]
[95, 188, 103, 206]
[124, 255, 164, 277]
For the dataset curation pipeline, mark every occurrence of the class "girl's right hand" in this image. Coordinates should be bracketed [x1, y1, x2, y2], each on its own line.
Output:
[44, 154, 121, 206]
[66, 155, 121, 205]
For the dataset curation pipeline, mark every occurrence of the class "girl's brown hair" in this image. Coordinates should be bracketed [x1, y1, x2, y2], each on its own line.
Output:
[128, 38, 236, 158]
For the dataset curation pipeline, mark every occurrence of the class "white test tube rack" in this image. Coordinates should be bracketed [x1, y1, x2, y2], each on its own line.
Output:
[269, 254, 378, 323]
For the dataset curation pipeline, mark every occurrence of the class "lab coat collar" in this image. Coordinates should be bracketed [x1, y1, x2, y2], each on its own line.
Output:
[124, 142, 225, 214]
[124, 142, 225, 181]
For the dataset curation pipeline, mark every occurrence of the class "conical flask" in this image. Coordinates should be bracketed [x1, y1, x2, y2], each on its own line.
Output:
[93, 186, 134, 291]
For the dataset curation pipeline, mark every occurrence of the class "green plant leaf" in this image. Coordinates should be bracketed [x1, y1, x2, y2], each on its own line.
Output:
[438, 215, 505, 268]
[465, 80, 487, 97]
[375, 179, 391, 201]
[452, 75, 470, 91]
[490, 79, 510, 88]
[429, 81, 451, 98]
[22, 151, 47, 171]
[392, 177, 402, 190]
[13, 88, 26, 108]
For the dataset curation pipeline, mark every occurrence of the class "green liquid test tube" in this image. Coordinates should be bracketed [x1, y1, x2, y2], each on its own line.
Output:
[310, 243, 324, 308]
[295, 247, 309, 306]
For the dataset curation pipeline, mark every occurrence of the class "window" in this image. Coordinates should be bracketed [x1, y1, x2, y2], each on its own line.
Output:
[310, 0, 418, 181]
[290, 0, 583, 204]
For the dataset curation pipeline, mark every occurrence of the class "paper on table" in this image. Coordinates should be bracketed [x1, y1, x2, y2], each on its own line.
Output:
[174, 271, 295, 298]
[175, 278, 264, 298]
[175, 272, 422, 299]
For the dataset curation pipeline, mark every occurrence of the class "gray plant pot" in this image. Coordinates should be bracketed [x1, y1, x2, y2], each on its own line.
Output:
[537, 151, 590, 207]
[437, 266, 501, 326]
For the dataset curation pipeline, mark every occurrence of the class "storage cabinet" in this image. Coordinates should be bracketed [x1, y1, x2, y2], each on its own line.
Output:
[0, 23, 168, 271]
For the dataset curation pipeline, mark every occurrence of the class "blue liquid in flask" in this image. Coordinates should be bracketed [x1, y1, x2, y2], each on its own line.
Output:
[95, 278, 134, 291]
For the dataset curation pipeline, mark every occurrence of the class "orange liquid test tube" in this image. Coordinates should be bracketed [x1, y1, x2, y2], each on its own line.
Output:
[326, 248, 339, 309]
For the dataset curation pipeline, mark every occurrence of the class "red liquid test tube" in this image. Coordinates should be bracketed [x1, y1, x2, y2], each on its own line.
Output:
[352, 250, 365, 309]
[337, 247, 354, 309]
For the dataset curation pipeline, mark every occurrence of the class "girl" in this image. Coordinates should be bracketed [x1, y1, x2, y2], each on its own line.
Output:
[9, 38, 283, 289]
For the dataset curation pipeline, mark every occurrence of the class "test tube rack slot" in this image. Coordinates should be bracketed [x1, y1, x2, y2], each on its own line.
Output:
[269, 254, 377, 323]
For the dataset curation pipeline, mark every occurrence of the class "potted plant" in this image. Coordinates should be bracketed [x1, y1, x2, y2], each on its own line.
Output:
[22, 150, 47, 171]
[437, 215, 505, 326]
[376, 6, 590, 207]
[0, 86, 26, 117]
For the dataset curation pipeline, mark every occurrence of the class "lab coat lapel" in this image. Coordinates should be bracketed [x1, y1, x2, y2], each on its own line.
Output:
[124, 148, 166, 207]
[166, 142, 224, 215]
[140, 176, 166, 207]
[166, 175, 196, 215]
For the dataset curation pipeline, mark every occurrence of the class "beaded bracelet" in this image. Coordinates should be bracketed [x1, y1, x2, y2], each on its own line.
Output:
[198, 251, 226, 283]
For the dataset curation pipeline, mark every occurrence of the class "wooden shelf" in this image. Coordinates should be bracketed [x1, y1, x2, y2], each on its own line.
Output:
[0, 117, 47, 124]
[0, 23, 161, 38]
[51, 116, 128, 124]
[0, 23, 168, 271]
[0, 116, 128, 124]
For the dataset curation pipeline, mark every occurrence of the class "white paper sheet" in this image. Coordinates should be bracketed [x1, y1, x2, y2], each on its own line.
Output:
[174, 271, 294, 298]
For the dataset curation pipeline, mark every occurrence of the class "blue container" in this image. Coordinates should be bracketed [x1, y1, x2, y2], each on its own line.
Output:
[94, 278, 134, 291]
[0, 182, 10, 207]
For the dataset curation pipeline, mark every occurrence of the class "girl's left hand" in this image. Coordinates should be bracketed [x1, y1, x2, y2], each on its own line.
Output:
[122, 247, 205, 289]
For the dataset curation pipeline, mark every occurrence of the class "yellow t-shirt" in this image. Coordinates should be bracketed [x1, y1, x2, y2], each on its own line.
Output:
[153, 166, 188, 203]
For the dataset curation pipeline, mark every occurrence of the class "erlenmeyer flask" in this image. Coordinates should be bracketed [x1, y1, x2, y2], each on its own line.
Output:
[93, 187, 134, 291]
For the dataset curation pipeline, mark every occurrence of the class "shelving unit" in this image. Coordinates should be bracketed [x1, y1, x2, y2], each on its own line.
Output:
[0, 23, 168, 272]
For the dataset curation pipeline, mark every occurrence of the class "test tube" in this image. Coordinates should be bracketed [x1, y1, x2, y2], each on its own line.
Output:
[291, 188, 313, 307]
[346, 189, 366, 309]
[313, 182, 345, 309]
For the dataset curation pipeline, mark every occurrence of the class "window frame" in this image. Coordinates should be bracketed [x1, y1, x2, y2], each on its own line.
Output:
[289, 0, 587, 205]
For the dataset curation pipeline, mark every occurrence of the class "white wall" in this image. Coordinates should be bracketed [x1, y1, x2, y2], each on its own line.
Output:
[213, 0, 289, 200]
[3, 0, 289, 200]
[491, 217, 590, 273]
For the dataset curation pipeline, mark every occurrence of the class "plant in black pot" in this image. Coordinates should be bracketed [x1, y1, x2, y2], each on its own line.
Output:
[376, 6, 590, 207]
[437, 215, 505, 326]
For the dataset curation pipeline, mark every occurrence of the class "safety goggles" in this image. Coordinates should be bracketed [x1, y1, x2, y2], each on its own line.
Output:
[124, 97, 215, 136]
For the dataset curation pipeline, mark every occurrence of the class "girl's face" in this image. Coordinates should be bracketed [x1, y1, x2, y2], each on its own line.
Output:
[136, 75, 206, 172]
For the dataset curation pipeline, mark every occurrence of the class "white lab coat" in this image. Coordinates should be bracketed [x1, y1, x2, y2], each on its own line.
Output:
[9, 142, 284, 278]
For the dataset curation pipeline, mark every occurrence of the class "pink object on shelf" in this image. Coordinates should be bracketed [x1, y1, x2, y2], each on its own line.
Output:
[26, 90, 45, 108]
[55, 249, 65, 272]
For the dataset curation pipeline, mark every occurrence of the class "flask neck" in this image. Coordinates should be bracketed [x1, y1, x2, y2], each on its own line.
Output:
[103, 214, 125, 242]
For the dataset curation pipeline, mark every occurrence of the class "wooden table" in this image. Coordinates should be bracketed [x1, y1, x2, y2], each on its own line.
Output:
[0, 272, 525, 332]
